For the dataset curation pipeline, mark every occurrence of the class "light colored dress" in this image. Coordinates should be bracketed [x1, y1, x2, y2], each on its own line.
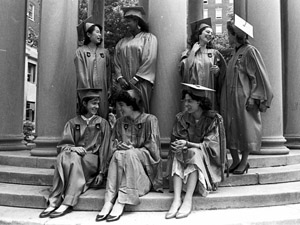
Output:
[114, 32, 157, 113]
[47, 115, 111, 208]
[167, 110, 226, 196]
[74, 46, 111, 118]
[221, 44, 273, 152]
[180, 44, 227, 111]
[104, 113, 163, 205]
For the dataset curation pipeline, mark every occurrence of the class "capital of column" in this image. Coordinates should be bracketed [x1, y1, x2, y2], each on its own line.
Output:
[251, 136, 289, 155]
[0, 135, 28, 151]
[30, 136, 60, 157]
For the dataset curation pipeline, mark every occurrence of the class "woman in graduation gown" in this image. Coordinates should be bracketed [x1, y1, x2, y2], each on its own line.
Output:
[114, 6, 157, 113]
[180, 18, 226, 111]
[75, 18, 111, 119]
[39, 88, 111, 218]
[221, 16, 273, 175]
[96, 88, 163, 222]
[166, 83, 226, 219]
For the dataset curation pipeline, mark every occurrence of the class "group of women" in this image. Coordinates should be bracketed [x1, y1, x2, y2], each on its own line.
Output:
[39, 6, 273, 221]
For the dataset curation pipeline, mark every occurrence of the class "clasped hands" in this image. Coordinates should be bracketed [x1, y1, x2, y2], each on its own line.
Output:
[115, 139, 134, 151]
[246, 98, 268, 112]
[170, 139, 188, 154]
[118, 77, 139, 90]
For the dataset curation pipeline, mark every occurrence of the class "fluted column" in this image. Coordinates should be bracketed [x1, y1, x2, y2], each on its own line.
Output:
[0, 0, 28, 151]
[31, 0, 78, 156]
[149, 0, 187, 157]
[282, 0, 300, 149]
[246, 0, 289, 154]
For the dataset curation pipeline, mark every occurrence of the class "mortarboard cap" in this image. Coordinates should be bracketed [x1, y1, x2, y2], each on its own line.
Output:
[190, 17, 212, 34]
[182, 83, 215, 97]
[77, 88, 102, 101]
[122, 6, 146, 21]
[233, 14, 253, 38]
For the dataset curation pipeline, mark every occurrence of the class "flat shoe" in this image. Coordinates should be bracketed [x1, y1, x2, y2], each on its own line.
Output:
[49, 207, 72, 218]
[106, 211, 123, 222]
[95, 213, 109, 222]
[39, 208, 57, 218]
[165, 211, 177, 219]
[176, 210, 191, 219]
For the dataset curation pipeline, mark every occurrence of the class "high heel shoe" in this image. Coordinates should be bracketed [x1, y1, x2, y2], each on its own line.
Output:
[233, 163, 250, 175]
[224, 162, 240, 173]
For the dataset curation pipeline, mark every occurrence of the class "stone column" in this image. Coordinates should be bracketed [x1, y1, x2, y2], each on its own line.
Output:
[246, 0, 289, 154]
[31, 0, 78, 156]
[88, 0, 105, 48]
[148, 0, 187, 157]
[282, 0, 300, 149]
[0, 0, 28, 151]
[188, 0, 203, 38]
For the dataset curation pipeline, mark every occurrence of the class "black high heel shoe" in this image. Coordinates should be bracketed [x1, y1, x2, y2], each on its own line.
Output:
[224, 162, 240, 173]
[233, 163, 250, 175]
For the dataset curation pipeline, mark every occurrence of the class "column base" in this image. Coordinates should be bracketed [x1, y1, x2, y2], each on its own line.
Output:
[0, 135, 29, 151]
[284, 135, 300, 149]
[251, 136, 290, 155]
[31, 136, 60, 157]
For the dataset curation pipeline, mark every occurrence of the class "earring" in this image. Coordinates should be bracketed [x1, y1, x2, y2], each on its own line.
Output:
[137, 25, 141, 30]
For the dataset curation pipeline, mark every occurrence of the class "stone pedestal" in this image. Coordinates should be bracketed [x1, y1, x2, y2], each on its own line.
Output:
[246, 0, 289, 154]
[282, 0, 300, 149]
[0, 1, 28, 151]
[31, 0, 78, 156]
[149, 0, 187, 157]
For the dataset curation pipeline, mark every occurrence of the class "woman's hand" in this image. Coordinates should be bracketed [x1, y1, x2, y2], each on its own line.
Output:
[170, 139, 187, 153]
[118, 77, 130, 90]
[116, 140, 134, 150]
[94, 173, 104, 185]
[246, 97, 256, 111]
[210, 65, 220, 75]
[70, 146, 87, 156]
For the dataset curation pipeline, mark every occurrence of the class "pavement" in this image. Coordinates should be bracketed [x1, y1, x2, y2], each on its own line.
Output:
[1, 204, 300, 225]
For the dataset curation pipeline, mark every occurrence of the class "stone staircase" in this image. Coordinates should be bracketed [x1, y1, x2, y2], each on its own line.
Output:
[0, 150, 300, 212]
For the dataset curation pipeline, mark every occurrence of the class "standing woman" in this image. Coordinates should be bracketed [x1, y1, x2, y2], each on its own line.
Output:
[39, 89, 111, 218]
[180, 18, 226, 111]
[114, 6, 157, 113]
[222, 15, 273, 174]
[75, 17, 111, 119]
[166, 83, 226, 219]
[96, 89, 163, 222]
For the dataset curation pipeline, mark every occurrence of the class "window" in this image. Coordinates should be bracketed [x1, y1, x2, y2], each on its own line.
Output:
[28, 3, 35, 21]
[229, 0, 234, 3]
[26, 101, 35, 122]
[216, 0, 222, 3]
[27, 63, 36, 83]
[203, 0, 208, 4]
[215, 8, 222, 19]
[215, 24, 222, 34]
[203, 9, 208, 19]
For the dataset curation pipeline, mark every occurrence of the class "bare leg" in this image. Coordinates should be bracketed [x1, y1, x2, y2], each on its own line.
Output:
[109, 197, 125, 217]
[166, 175, 182, 218]
[176, 170, 197, 218]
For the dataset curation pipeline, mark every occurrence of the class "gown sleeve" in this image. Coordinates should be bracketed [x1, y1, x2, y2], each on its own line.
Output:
[98, 119, 112, 175]
[57, 121, 76, 153]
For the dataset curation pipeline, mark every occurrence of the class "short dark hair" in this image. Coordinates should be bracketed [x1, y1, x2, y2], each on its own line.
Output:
[125, 15, 149, 32]
[79, 97, 100, 115]
[227, 21, 250, 45]
[182, 90, 212, 111]
[115, 90, 142, 112]
[84, 24, 103, 45]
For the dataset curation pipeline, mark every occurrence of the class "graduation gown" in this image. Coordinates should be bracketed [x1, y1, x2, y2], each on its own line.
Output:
[167, 110, 226, 196]
[221, 44, 273, 152]
[180, 44, 227, 111]
[47, 115, 111, 207]
[74, 46, 112, 118]
[114, 32, 158, 112]
[104, 113, 163, 205]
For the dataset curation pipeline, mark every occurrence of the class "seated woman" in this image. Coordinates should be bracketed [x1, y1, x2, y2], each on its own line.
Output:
[39, 88, 111, 218]
[166, 83, 226, 219]
[96, 89, 163, 222]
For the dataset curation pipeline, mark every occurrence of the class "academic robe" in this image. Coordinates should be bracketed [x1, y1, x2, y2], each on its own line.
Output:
[167, 110, 226, 196]
[47, 115, 111, 208]
[74, 46, 112, 118]
[114, 32, 158, 113]
[104, 113, 163, 205]
[180, 44, 227, 111]
[221, 44, 273, 152]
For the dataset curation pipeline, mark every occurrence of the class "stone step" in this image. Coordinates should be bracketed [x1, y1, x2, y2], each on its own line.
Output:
[1, 204, 300, 225]
[1, 150, 300, 169]
[0, 181, 300, 211]
[1, 163, 300, 187]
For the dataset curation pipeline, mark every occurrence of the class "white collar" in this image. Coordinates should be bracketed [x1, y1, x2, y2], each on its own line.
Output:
[81, 115, 96, 125]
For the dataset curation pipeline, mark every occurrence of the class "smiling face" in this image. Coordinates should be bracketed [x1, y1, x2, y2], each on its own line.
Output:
[123, 17, 138, 33]
[83, 98, 100, 118]
[116, 101, 133, 117]
[87, 26, 102, 44]
[199, 27, 213, 44]
[183, 93, 200, 114]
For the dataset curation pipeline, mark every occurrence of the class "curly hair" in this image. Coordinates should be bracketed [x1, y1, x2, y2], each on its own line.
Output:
[115, 90, 143, 112]
[125, 15, 149, 33]
[83, 24, 103, 46]
[190, 26, 214, 49]
[79, 97, 100, 115]
[182, 90, 212, 111]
